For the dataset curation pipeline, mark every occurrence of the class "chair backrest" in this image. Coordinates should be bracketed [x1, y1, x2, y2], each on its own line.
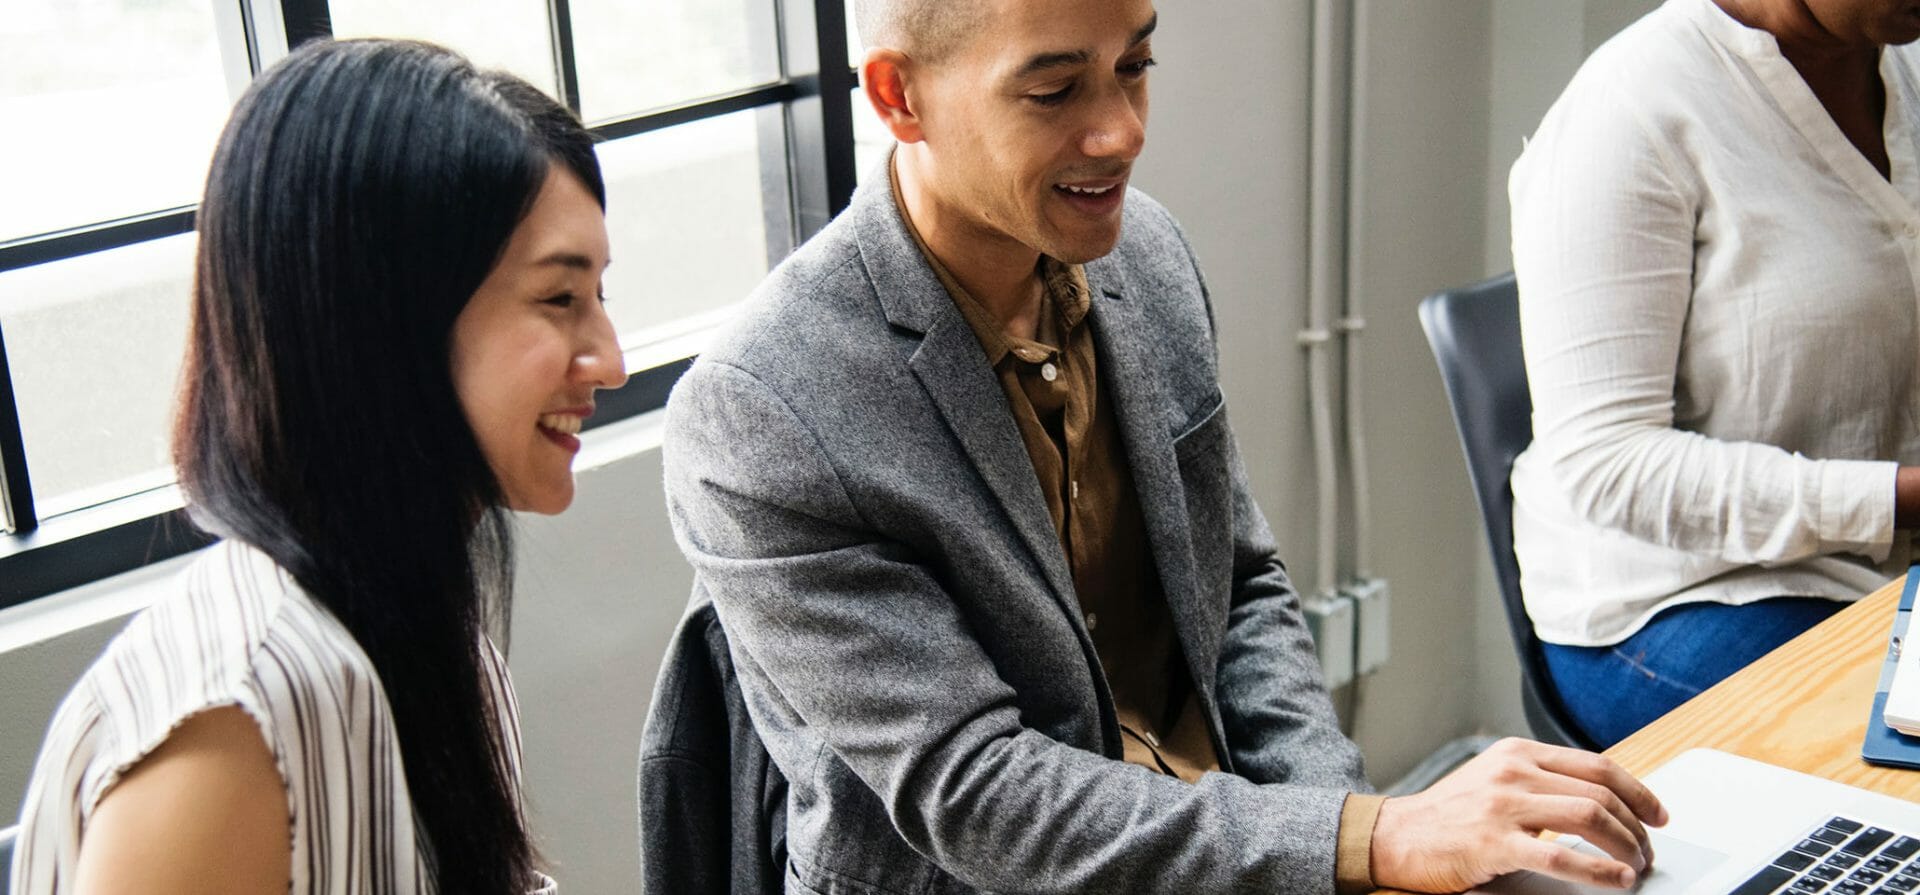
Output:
[1418, 272, 1596, 751]
[637, 600, 785, 895]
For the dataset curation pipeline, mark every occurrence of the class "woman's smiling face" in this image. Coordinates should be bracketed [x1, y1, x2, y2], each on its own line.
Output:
[450, 163, 627, 515]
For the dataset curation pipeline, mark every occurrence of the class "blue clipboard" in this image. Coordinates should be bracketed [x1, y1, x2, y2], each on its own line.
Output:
[1862, 569, 1920, 769]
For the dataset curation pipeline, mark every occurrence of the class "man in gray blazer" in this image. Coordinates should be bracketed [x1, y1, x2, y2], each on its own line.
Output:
[662, 0, 1666, 892]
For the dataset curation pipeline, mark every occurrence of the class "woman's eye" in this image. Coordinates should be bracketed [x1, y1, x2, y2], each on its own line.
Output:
[1028, 85, 1073, 107]
[543, 293, 575, 309]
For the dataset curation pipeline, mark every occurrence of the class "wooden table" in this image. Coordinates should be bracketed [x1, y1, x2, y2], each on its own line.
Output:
[1605, 574, 1920, 800]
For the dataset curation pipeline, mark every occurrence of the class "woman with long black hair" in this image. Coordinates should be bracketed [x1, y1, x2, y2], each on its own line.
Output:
[9, 38, 625, 893]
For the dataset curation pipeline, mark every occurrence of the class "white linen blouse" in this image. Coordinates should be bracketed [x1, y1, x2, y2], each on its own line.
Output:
[1508, 0, 1920, 646]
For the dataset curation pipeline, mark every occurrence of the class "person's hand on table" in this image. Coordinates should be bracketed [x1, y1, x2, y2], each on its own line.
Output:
[1371, 737, 1669, 892]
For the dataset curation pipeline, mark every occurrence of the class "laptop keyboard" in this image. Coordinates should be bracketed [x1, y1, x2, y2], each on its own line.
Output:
[1729, 817, 1920, 895]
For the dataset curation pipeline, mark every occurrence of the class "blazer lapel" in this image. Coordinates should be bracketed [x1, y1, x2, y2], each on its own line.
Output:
[850, 180, 1080, 615]
[908, 324, 1080, 603]
[1083, 260, 1220, 695]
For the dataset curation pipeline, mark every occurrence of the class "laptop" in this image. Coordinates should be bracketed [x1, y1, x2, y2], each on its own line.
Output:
[1477, 749, 1920, 895]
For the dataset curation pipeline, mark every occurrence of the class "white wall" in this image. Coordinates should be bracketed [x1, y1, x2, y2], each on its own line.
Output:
[1137, 0, 1502, 783]
[1344, 0, 1503, 778]
[505, 422, 689, 892]
[1130, 0, 1317, 613]
[0, 1, 1672, 887]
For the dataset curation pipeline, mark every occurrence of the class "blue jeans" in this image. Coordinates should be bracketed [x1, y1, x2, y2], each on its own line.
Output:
[1541, 596, 1845, 749]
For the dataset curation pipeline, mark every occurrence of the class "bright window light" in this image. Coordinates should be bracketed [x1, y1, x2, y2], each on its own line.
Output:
[0, 0, 231, 242]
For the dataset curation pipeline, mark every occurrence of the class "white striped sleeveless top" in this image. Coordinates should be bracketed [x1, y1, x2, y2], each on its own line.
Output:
[8, 540, 557, 894]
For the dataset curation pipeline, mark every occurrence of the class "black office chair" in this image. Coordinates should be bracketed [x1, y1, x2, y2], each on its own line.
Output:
[1418, 272, 1598, 752]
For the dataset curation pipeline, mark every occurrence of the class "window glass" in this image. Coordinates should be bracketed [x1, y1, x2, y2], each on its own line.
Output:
[0, 0, 231, 243]
[329, 0, 559, 99]
[598, 112, 772, 340]
[1, 235, 195, 519]
[851, 87, 893, 186]
[845, 0, 863, 70]
[845, 0, 887, 185]
[570, 0, 779, 123]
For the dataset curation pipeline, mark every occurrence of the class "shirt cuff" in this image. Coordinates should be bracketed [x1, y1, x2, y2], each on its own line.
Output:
[1336, 793, 1386, 895]
[1816, 459, 1899, 560]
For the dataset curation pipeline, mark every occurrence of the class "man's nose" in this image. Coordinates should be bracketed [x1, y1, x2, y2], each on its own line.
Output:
[1084, 89, 1147, 160]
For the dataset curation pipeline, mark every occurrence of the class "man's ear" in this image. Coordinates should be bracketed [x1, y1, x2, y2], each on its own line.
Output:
[860, 48, 925, 144]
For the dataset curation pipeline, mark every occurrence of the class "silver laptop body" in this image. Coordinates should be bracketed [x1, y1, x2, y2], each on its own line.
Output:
[1478, 749, 1920, 895]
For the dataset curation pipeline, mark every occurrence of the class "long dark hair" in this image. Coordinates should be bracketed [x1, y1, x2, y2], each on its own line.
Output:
[175, 39, 603, 892]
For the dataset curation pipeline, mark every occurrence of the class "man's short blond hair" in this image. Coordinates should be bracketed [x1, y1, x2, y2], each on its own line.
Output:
[852, 0, 985, 62]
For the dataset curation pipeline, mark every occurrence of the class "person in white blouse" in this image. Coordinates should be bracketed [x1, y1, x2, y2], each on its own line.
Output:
[1510, 0, 1920, 748]
[9, 40, 627, 893]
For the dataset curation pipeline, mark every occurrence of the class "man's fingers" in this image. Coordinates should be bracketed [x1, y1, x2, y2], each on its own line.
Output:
[1508, 832, 1638, 889]
[1530, 743, 1669, 826]
[1578, 778, 1653, 863]
[1516, 770, 1652, 862]
[1518, 794, 1650, 873]
[1484, 742, 1653, 859]
[1378, 740, 1668, 894]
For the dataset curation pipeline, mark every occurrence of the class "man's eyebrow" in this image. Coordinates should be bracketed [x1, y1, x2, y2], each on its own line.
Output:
[1012, 49, 1094, 81]
[1009, 13, 1159, 81]
[1130, 13, 1158, 48]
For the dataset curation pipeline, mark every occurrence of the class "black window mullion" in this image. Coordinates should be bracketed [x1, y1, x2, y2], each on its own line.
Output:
[581, 358, 695, 434]
[0, 502, 216, 609]
[587, 82, 799, 141]
[0, 210, 197, 276]
[547, 0, 583, 113]
[777, 0, 858, 241]
[0, 323, 38, 535]
[237, 0, 266, 76]
[813, 0, 857, 225]
[279, 0, 333, 47]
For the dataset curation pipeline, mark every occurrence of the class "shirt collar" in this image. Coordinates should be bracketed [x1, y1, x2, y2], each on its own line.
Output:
[888, 155, 1090, 364]
[1680, 0, 1793, 60]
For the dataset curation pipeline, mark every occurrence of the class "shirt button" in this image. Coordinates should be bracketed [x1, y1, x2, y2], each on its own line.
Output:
[1070, 480, 1080, 500]
[1144, 731, 1161, 748]
[1086, 612, 1098, 631]
[1040, 362, 1059, 382]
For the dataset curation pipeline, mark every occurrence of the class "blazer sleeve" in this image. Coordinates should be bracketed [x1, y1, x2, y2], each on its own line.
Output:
[664, 358, 1354, 895]
[1213, 426, 1372, 792]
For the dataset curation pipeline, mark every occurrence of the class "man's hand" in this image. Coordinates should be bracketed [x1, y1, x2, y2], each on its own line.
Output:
[1371, 737, 1669, 893]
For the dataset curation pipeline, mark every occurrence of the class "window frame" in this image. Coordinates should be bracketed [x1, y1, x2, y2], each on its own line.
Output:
[0, 0, 859, 607]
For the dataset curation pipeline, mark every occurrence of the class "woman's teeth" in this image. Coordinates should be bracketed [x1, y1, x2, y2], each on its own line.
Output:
[538, 413, 582, 435]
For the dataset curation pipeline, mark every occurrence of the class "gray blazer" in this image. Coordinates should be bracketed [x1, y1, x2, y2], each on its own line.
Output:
[662, 177, 1370, 895]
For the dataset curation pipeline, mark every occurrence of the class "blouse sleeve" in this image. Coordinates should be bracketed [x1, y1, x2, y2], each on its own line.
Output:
[1510, 84, 1897, 564]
